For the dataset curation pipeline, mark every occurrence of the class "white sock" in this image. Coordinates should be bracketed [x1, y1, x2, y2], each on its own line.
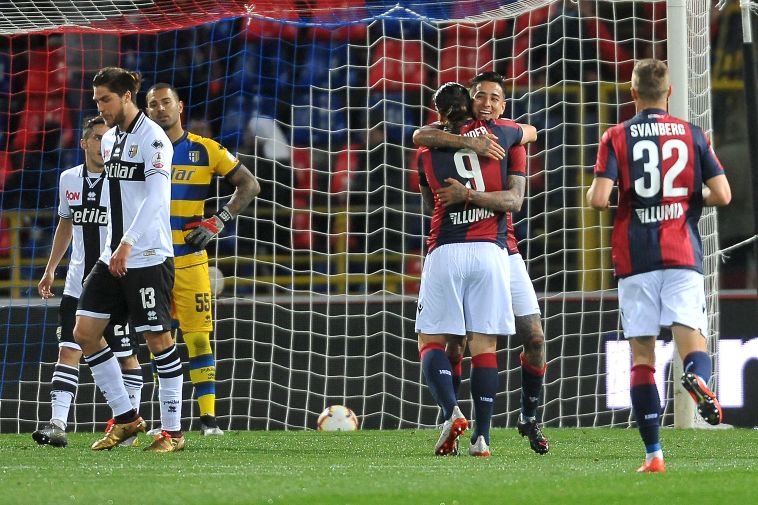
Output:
[84, 347, 133, 417]
[158, 375, 183, 432]
[154, 345, 183, 432]
[50, 391, 74, 429]
[50, 363, 79, 429]
[646, 449, 664, 463]
[122, 368, 143, 410]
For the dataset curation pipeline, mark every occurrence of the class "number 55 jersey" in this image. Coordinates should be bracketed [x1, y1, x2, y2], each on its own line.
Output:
[594, 107, 725, 277]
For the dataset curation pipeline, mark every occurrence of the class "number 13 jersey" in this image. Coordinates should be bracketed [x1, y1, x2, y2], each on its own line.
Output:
[594, 107, 725, 277]
[100, 110, 174, 268]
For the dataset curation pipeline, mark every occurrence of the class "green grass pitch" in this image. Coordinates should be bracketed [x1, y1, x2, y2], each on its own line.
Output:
[1, 427, 756, 505]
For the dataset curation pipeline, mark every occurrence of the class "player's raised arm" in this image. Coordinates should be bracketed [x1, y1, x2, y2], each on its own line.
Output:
[517, 123, 538, 144]
[413, 125, 505, 160]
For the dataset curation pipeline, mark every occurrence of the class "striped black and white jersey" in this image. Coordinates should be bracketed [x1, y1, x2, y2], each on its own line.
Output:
[100, 110, 174, 268]
[57, 164, 109, 299]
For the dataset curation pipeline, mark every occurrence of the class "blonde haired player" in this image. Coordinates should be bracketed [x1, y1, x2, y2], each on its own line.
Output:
[587, 59, 731, 473]
[146, 83, 259, 435]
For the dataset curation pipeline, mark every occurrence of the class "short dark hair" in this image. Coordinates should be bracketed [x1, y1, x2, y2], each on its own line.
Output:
[469, 71, 506, 95]
[631, 59, 669, 103]
[81, 115, 106, 139]
[92, 67, 141, 98]
[146, 82, 181, 102]
[433, 82, 472, 125]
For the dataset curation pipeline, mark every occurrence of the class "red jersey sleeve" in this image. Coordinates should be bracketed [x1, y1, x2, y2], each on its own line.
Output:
[508, 144, 527, 176]
[594, 127, 619, 180]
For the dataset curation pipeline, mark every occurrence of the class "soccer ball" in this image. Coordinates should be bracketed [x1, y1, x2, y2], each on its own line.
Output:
[208, 265, 225, 296]
[316, 405, 359, 431]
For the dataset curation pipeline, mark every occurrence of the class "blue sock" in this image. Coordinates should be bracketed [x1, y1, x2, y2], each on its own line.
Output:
[519, 352, 546, 421]
[470, 353, 498, 445]
[420, 343, 457, 420]
[449, 355, 463, 398]
[683, 351, 712, 382]
[630, 364, 661, 454]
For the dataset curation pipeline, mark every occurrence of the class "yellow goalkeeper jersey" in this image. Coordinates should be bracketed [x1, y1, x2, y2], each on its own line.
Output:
[170, 131, 240, 268]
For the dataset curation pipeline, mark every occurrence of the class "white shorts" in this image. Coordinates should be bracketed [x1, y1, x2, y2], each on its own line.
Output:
[618, 269, 707, 338]
[510, 253, 540, 317]
[415, 242, 514, 336]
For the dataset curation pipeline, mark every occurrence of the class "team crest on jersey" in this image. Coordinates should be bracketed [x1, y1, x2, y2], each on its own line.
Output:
[152, 139, 164, 150]
[103, 148, 111, 158]
[128, 144, 138, 157]
[188, 151, 200, 163]
[152, 152, 165, 169]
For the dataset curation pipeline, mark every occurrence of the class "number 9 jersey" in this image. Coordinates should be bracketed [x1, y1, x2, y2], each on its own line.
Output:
[417, 118, 526, 253]
[594, 107, 725, 277]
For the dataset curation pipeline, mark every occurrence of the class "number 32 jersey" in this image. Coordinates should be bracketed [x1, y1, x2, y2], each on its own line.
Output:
[594, 107, 725, 277]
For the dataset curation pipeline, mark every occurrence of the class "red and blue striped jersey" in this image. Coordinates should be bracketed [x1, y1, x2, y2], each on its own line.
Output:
[594, 108, 725, 277]
[418, 118, 526, 253]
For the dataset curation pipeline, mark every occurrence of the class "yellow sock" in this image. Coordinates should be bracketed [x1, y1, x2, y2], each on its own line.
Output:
[183, 331, 216, 417]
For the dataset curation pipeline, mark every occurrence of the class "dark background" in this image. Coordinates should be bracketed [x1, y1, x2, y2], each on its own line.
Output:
[1, 295, 755, 432]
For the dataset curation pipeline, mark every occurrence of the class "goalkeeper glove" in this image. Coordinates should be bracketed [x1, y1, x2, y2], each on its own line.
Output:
[184, 206, 233, 249]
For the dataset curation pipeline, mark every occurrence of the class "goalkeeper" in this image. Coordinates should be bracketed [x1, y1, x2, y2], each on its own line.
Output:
[146, 83, 259, 435]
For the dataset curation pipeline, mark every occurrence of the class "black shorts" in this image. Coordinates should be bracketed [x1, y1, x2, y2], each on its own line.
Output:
[58, 295, 138, 357]
[77, 258, 175, 333]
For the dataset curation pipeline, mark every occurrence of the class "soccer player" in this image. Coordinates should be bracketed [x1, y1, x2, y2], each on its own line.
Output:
[413, 71, 549, 456]
[416, 82, 527, 456]
[73, 67, 182, 453]
[145, 83, 260, 435]
[587, 59, 731, 473]
[32, 116, 142, 448]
